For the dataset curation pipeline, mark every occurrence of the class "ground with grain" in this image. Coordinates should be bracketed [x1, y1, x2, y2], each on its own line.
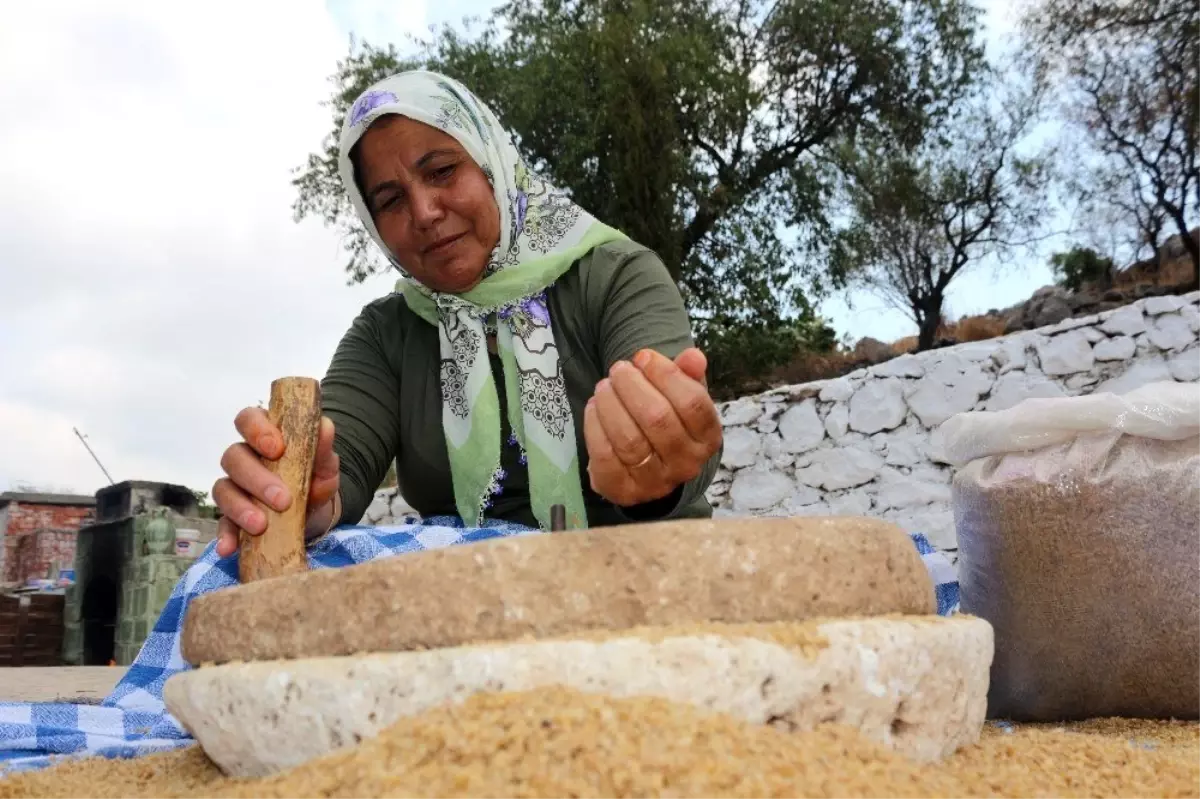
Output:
[3, 687, 1196, 798]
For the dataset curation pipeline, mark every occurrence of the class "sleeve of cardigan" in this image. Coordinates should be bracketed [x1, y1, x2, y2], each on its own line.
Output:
[586, 242, 723, 521]
[320, 298, 403, 527]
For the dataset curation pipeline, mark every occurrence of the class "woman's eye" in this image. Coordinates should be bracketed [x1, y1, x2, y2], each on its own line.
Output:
[377, 194, 402, 211]
[431, 164, 456, 181]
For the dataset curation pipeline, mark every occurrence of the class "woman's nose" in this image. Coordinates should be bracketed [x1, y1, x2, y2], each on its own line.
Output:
[409, 187, 445, 228]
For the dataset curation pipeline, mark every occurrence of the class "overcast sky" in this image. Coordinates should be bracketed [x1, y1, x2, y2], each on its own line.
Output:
[0, 0, 1053, 498]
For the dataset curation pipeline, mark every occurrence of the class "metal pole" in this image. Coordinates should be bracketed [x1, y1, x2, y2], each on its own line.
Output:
[73, 427, 116, 486]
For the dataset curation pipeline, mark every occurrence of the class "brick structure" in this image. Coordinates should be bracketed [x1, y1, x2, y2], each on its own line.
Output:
[13, 529, 78, 585]
[0, 492, 95, 585]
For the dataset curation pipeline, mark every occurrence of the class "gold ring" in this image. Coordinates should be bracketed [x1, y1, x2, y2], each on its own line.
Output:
[632, 452, 655, 469]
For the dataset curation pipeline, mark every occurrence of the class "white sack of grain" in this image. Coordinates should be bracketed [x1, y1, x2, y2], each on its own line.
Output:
[938, 380, 1200, 722]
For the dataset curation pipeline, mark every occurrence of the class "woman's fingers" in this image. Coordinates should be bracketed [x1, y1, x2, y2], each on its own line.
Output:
[233, 406, 284, 460]
[214, 516, 241, 558]
[592, 368, 658, 469]
[219, 441, 291, 513]
[607, 359, 693, 474]
[583, 397, 636, 501]
[213, 410, 341, 559]
[635, 349, 722, 447]
[211, 475, 266, 536]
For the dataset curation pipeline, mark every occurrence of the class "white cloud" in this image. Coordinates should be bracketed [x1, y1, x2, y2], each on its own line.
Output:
[0, 0, 425, 496]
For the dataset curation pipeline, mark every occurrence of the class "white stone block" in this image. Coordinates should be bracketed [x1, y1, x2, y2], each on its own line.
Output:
[826, 492, 873, 516]
[1146, 313, 1197, 352]
[1035, 331, 1095, 376]
[824, 403, 850, 440]
[784, 484, 824, 508]
[1093, 335, 1136, 361]
[1064, 373, 1099, 392]
[952, 341, 1003, 362]
[758, 416, 779, 434]
[762, 433, 784, 460]
[778, 400, 826, 453]
[870, 354, 924, 378]
[905, 380, 985, 428]
[847, 378, 908, 435]
[794, 449, 884, 491]
[787, 502, 833, 517]
[730, 471, 794, 511]
[720, 399, 762, 426]
[1094, 356, 1173, 396]
[818, 378, 855, 403]
[874, 473, 951, 512]
[1144, 296, 1185, 315]
[992, 336, 1029, 373]
[1168, 348, 1200, 382]
[720, 427, 762, 469]
[1180, 303, 1200, 332]
[884, 437, 925, 467]
[1082, 326, 1106, 343]
[983, 371, 1065, 412]
[1099, 305, 1147, 336]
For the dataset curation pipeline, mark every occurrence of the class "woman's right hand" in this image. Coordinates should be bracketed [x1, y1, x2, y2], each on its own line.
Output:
[211, 407, 341, 557]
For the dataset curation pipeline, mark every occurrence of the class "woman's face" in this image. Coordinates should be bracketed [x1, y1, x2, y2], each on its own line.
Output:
[355, 115, 500, 293]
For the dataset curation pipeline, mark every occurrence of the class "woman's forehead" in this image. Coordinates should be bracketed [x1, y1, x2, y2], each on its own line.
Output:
[362, 114, 465, 151]
[356, 114, 473, 174]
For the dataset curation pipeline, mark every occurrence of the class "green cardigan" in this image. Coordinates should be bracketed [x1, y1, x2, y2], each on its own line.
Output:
[320, 238, 721, 529]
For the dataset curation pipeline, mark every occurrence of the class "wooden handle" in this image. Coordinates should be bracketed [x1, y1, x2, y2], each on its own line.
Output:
[239, 376, 322, 583]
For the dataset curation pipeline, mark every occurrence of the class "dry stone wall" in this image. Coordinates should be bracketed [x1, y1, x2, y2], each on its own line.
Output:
[363, 292, 1200, 550]
[708, 291, 1200, 550]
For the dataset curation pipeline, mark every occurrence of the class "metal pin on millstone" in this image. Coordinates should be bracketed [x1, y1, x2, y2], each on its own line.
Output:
[550, 504, 566, 532]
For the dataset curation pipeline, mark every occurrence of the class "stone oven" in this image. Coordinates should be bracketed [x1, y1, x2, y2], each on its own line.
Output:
[62, 481, 217, 666]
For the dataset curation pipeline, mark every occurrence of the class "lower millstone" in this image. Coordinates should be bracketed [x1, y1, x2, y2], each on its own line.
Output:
[164, 615, 993, 778]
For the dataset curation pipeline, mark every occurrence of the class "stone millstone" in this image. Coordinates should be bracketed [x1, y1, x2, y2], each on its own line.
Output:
[163, 615, 993, 778]
[180, 516, 936, 665]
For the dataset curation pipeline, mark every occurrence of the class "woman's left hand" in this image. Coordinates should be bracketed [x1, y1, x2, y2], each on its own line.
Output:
[584, 347, 723, 508]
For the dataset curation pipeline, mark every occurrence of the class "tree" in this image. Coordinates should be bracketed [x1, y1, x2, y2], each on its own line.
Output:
[828, 71, 1051, 351]
[1068, 160, 1170, 270]
[189, 490, 219, 520]
[1049, 246, 1116, 292]
[1020, 0, 1199, 285]
[292, 0, 985, 390]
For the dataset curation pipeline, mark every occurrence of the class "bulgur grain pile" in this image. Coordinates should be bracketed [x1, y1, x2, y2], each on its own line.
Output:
[2, 687, 1196, 798]
[952, 433, 1199, 722]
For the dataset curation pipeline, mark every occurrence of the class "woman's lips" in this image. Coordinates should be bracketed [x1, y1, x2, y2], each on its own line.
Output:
[424, 232, 466, 255]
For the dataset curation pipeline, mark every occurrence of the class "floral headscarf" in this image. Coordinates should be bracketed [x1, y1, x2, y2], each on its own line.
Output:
[338, 70, 626, 531]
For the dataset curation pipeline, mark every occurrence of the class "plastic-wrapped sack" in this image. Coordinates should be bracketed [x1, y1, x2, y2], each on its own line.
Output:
[938, 381, 1199, 722]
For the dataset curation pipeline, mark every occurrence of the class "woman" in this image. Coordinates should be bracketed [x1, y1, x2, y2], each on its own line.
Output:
[211, 70, 724, 556]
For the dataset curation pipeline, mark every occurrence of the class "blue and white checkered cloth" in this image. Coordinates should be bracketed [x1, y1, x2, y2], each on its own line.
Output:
[0, 519, 958, 775]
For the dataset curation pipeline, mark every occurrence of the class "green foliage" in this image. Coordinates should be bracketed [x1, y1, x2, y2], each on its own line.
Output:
[293, 0, 985, 386]
[1049, 247, 1115, 291]
[189, 490, 219, 520]
[699, 315, 838, 400]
